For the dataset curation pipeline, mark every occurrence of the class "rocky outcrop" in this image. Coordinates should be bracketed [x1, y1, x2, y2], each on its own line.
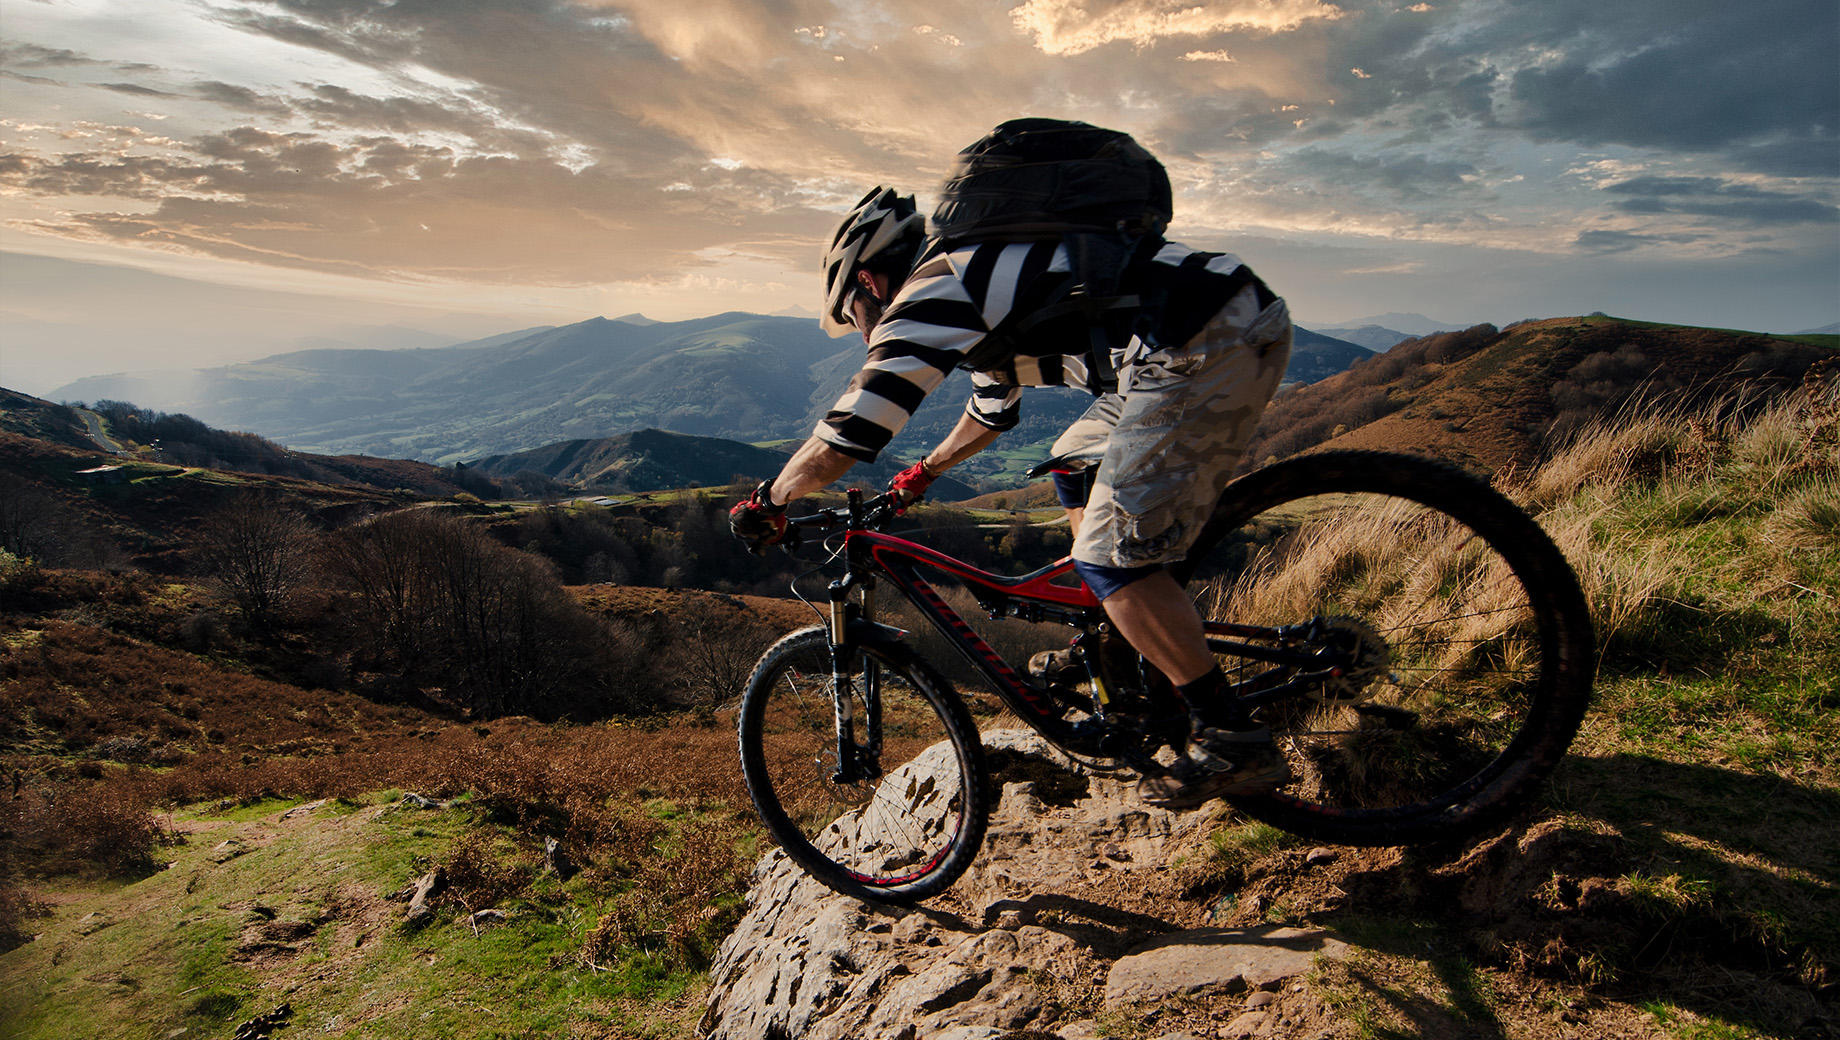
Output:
[700, 730, 1350, 1039]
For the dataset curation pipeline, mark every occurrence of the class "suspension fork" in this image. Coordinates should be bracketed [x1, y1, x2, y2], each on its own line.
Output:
[826, 562, 883, 783]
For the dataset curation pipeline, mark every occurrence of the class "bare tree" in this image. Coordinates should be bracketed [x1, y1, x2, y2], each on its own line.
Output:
[671, 614, 771, 708]
[325, 508, 639, 716]
[196, 490, 319, 629]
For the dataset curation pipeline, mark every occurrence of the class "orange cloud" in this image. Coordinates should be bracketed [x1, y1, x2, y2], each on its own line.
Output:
[1011, 0, 1346, 55]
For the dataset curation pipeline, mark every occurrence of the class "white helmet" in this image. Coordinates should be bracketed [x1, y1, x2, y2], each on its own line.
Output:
[820, 187, 924, 337]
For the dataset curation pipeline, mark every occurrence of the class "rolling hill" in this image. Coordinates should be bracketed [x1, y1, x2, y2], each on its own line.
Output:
[1240, 316, 1837, 474]
[46, 312, 1373, 484]
[466, 426, 976, 499]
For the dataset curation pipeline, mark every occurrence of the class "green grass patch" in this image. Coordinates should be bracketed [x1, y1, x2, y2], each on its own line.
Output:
[1643, 1001, 1777, 1040]
[0, 792, 736, 1039]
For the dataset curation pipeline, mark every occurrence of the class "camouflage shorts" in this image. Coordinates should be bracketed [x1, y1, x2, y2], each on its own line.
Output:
[1051, 284, 1292, 569]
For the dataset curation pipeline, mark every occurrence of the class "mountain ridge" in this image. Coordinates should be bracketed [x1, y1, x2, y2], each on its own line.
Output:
[1240, 315, 1836, 475]
[45, 311, 1376, 482]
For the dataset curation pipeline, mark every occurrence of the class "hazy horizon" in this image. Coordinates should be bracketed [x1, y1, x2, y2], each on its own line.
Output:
[2, 0, 1835, 396]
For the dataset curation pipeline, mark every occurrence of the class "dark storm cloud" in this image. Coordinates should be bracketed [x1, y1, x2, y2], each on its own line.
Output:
[1499, 0, 1837, 152]
[1603, 176, 1838, 227]
[1291, 148, 1479, 198]
[1502, 1, 1833, 170]
[1298, 0, 1837, 173]
[1731, 138, 1840, 180]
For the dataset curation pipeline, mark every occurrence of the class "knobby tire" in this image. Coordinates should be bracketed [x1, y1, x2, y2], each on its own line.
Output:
[1180, 450, 1594, 845]
[737, 626, 989, 904]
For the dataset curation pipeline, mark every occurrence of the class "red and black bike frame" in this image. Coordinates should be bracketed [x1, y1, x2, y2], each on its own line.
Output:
[798, 491, 1344, 780]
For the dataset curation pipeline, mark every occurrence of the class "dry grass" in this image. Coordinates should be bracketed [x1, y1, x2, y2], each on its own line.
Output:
[1197, 492, 1541, 703]
[1763, 476, 1840, 552]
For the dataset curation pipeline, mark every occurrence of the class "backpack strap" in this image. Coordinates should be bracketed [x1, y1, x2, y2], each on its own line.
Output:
[956, 232, 1163, 394]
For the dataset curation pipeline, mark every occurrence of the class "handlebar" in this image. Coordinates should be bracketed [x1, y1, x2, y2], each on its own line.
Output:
[782, 488, 903, 549]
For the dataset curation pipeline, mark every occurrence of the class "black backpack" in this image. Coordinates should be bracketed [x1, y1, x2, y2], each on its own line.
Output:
[931, 119, 1174, 388]
[932, 118, 1172, 243]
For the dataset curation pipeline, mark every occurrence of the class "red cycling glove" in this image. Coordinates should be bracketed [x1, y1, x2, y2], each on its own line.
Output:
[729, 480, 787, 554]
[889, 461, 935, 512]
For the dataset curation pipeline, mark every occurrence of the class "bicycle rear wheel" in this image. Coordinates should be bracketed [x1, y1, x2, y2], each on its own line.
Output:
[1175, 451, 1594, 845]
[737, 626, 988, 903]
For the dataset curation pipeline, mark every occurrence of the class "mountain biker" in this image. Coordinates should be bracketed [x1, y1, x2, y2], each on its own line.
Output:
[729, 135, 1295, 809]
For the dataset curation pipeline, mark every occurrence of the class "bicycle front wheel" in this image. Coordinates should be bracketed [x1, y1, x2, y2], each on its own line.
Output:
[737, 626, 988, 903]
[1176, 451, 1594, 846]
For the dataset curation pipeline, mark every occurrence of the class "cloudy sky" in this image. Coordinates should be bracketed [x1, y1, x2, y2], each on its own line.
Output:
[2, 0, 1836, 393]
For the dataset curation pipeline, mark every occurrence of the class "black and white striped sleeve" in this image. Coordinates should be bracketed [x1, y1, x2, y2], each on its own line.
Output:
[813, 250, 991, 461]
[966, 371, 1022, 431]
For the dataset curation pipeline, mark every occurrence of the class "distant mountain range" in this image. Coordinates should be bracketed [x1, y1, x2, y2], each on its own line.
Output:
[466, 426, 977, 499]
[1327, 312, 1468, 337]
[44, 311, 1375, 485]
[1309, 325, 1418, 351]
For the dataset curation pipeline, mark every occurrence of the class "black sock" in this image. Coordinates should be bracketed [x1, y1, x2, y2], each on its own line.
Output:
[1175, 666, 1255, 730]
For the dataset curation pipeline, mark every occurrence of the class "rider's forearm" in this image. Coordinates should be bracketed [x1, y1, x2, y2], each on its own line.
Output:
[768, 438, 858, 506]
[920, 413, 1002, 476]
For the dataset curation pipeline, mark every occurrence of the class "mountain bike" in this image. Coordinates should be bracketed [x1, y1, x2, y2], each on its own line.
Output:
[735, 450, 1595, 904]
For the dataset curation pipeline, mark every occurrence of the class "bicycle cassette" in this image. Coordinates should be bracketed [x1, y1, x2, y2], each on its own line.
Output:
[1312, 616, 1391, 704]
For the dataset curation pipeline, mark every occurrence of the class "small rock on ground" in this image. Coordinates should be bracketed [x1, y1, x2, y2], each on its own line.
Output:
[1105, 925, 1350, 1006]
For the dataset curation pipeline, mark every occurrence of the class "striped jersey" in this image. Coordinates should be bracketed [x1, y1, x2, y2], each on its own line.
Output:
[814, 239, 1269, 462]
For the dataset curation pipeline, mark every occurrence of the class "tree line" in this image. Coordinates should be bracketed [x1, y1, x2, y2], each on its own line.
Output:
[145, 486, 1071, 721]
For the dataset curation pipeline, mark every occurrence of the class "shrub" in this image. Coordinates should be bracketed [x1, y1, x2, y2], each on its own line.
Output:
[438, 831, 532, 913]
[0, 779, 175, 880]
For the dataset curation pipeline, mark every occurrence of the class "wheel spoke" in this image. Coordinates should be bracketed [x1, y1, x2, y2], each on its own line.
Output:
[1177, 454, 1591, 842]
[739, 629, 985, 899]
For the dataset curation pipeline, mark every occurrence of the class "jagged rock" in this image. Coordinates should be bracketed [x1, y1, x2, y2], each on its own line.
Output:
[210, 838, 249, 864]
[404, 869, 444, 928]
[279, 799, 328, 820]
[397, 792, 445, 810]
[76, 912, 112, 936]
[469, 909, 510, 934]
[701, 730, 1211, 1040]
[544, 836, 578, 880]
[1103, 925, 1350, 1006]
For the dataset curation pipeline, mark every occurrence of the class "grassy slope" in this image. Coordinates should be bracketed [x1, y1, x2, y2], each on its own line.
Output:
[0, 794, 724, 1040]
[1279, 383, 1840, 1039]
[1538, 390, 1839, 981]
